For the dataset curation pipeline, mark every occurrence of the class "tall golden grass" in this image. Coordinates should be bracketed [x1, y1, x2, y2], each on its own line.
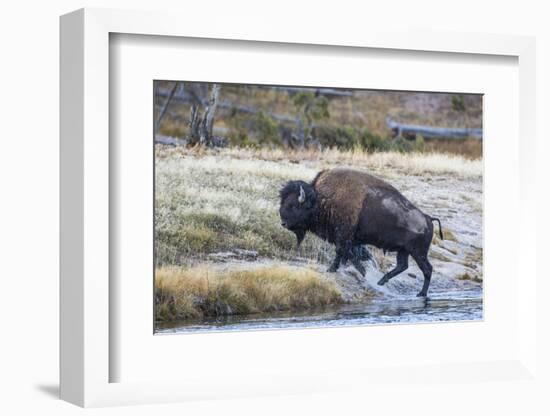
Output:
[158, 145, 482, 177]
[155, 265, 343, 321]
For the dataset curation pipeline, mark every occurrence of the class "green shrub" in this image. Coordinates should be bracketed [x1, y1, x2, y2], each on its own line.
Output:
[314, 125, 360, 149]
[250, 111, 281, 145]
[392, 136, 414, 153]
[414, 134, 425, 152]
[361, 130, 392, 152]
[452, 95, 466, 112]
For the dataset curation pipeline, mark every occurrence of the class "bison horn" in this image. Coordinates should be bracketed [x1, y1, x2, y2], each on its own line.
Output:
[298, 186, 306, 204]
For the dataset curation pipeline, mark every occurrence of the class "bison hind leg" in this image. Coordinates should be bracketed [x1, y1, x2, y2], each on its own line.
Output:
[412, 253, 433, 297]
[377, 250, 409, 286]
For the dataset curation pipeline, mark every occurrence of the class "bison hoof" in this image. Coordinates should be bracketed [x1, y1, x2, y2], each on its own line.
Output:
[416, 291, 427, 297]
[377, 278, 387, 286]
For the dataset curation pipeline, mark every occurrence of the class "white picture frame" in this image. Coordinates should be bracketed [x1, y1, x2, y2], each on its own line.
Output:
[60, 8, 538, 408]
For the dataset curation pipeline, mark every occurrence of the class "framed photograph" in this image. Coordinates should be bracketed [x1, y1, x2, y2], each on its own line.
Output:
[152, 80, 484, 335]
[60, 8, 538, 408]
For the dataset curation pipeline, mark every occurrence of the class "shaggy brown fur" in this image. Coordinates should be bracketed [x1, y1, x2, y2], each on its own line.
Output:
[312, 168, 396, 242]
[280, 168, 443, 296]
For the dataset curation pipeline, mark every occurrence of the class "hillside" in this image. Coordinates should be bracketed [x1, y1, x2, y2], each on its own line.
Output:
[154, 82, 483, 158]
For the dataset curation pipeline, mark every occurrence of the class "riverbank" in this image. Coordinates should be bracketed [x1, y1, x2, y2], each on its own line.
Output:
[156, 286, 483, 334]
[154, 254, 482, 326]
[155, 264, 343, 322]
[154, 145, 483, 328]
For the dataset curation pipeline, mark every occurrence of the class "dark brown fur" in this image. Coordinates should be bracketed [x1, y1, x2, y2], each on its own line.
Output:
[312, 168, 397, 242]
[279, 168, 443, 297]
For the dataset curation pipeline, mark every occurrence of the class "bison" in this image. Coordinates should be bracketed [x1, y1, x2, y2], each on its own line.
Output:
[279, 168, 443, 297]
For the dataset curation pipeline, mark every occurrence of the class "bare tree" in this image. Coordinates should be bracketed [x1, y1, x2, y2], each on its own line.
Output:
[155, 81, 180, 134]
[188, 84, 226, 147]
[201, 83, 220, 145]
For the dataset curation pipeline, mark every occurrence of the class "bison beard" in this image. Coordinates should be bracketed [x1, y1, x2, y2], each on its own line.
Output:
[279, 168, 443, 297]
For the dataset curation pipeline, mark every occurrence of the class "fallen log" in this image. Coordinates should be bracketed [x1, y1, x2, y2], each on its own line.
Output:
[155, 135, 188, 146]
[269, 86, 354, 97]
[154, 134, 228, 148]
[156, 89, 301, 124]
[386, 117, 482, 140]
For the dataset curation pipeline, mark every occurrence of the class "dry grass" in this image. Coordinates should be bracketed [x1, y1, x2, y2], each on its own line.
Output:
[157, 145, 482, 177]
[424, 138, 482, 160]
[155, 147, 333, 265]
[155, 265, 343, 321]
[457, 272, 483, 283]
[429, 250, 453, 263]
[155, 145, 482, 267]
[432, 228, 459, 245]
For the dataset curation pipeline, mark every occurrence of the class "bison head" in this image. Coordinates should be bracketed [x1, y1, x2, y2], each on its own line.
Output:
[279, 180, 317, 247]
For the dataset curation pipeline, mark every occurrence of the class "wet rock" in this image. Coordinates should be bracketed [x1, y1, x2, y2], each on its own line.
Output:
[234, 249, 258, 259]
[208, 251, 237, 261]
[208, 249, 259, 261]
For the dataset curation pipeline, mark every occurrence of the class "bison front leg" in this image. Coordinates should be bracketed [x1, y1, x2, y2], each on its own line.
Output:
[327, 240, 350, 273]
[327, 248, 343, 273]
[356, 245, 379, 270]
[349, 252, 366, 277]
[328, 242, 350, 273]
[328, 241, 366, 277]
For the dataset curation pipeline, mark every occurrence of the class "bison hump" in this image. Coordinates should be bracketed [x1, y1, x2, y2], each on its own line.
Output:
[313, 169, 385, 239]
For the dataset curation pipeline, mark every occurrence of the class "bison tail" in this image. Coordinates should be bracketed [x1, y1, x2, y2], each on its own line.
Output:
[430, 216, 444, 240]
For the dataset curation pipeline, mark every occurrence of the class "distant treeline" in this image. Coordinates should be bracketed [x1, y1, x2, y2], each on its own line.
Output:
[154, 81, 483, 159]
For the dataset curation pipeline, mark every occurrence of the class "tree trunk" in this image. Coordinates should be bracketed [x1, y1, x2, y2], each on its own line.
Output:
[188, 84, 222, 147]
[155, 82, 180, 134]
[204, 84, 220, 140]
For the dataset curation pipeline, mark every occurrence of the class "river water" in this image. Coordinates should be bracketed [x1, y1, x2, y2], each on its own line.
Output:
[155, 288, 482, 334]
